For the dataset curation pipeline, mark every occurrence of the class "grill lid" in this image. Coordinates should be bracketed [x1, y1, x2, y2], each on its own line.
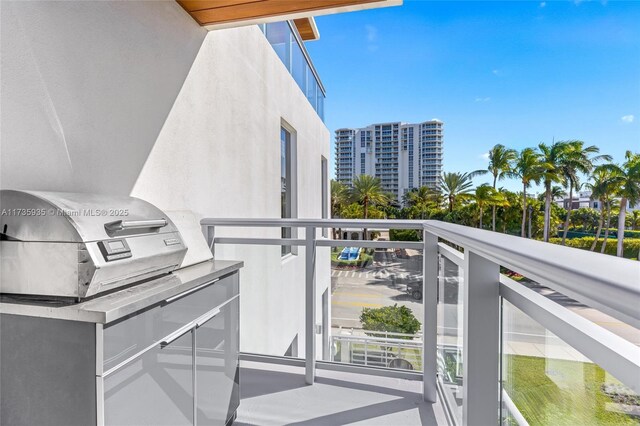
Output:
[0, 190, 179, 243]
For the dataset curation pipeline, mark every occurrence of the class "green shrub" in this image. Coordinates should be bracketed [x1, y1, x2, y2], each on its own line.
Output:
[614, 229, 640, 239]
[567, 229, 640, 239]
[389, 229, 422, 241]
[548, 237, 640, 259]
[360, 304, 421, 338]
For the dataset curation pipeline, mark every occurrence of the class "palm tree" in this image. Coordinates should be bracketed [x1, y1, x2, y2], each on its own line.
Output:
[404, 186, 438, 219]
[440, 171, 484, 212]
[330, 180, 348, 239]
[559, 141, 611, 245]
[586, 167, 614, 251]
[630, 210, 640, 231]
[526, 197, 537, 238]
[491, 187, 520, 233]
[606, 151, 640, 257]
[350, 174, 390, 239]
[485, 144, 517, 231]
[331, 180, 348, 218]
[539, 141, 570, 242]
[472, 184, 499, 229]
[549, 185, 566, 201]
[600, 199, 618, 254]
[509, 148, 543, 237]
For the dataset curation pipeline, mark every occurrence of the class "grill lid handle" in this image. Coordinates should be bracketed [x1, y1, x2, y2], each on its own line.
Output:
[104, 219, 168, 233]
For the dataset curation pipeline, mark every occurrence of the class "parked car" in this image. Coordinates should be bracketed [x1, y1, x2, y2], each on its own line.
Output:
[406, 281, 422, 300]
[395, 248, 409, 259]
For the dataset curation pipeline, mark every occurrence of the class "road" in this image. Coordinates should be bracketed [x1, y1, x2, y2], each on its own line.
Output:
[331, 251, 423, 329]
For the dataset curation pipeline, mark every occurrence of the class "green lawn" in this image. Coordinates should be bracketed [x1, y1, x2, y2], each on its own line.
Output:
[505, 355, 639, 425]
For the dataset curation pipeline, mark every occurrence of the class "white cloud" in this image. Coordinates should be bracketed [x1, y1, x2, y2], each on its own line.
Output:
[475, 97, 491, 102]
[539, 2, 546, 7]
[621, 115, 635, 123]
[365, 25, 377, 42]
[492, 69, 500, 76]
[365, 25, 378, 52]
[480, 153, 490, 161]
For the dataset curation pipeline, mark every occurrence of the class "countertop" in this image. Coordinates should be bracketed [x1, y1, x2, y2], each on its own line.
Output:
[0, 259, 243, 324]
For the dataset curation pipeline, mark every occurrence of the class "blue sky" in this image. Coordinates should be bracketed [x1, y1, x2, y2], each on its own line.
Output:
[306, 0, 640, 192]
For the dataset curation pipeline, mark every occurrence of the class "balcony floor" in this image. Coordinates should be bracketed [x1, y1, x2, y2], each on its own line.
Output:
[236, 360, 448, 425]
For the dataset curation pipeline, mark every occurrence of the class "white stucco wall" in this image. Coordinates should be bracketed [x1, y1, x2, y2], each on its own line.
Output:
[1, 1, 330, 357]
[0, 0, 206, 193]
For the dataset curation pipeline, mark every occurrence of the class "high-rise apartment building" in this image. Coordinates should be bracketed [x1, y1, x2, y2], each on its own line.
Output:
[335, 120, 444, 202]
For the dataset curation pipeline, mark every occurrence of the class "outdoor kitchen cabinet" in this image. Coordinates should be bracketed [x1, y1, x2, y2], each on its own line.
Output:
[0, 260, 242, 426]
[103, 331, 195, 425]
[102, 279, 240, 426]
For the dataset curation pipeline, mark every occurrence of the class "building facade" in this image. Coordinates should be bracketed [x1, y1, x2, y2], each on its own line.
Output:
[1, 1, 333, 359]
[335, 120, 443, 202]
[555, 191, 640, 212]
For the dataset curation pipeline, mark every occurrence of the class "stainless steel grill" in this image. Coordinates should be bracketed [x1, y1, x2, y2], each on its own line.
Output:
[0, 190, 187, 299]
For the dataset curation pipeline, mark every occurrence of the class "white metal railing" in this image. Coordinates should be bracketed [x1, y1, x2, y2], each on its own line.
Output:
[337, 328, 424, 340]
[332, 333, 423, 369]
[200, 218, 640, 425]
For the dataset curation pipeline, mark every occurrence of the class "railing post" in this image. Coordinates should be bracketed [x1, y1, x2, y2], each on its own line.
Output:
[422, 230, 438, 402]
[463, 250, 500, 425]
[305, 226, 317, 384]
[364, 342, 368, 366]
[201, 225, 216, 257]
[322, 289, 330, 361]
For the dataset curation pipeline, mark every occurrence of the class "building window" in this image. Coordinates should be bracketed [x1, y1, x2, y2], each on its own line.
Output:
[281, 127, 292, 256]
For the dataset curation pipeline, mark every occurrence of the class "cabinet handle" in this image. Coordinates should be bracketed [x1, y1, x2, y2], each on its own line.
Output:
[165, 278, 220, 303]
[195, 294, 239, 327]
[104, 219, 167, 232]
[160, 322, 195, 347]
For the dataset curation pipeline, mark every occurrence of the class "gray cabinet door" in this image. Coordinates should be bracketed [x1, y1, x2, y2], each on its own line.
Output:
[103, 275, 237, 373]
[104, 331, 194, 426]
[196, 296, 239, 426]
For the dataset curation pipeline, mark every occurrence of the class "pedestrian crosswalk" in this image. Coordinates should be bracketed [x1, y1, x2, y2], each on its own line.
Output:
[331, 269, 420, 280]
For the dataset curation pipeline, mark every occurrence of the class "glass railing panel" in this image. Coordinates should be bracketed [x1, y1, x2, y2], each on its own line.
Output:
[316, 86, 324, 120]
[322, 238, 425, 372]
[214, 242, 306, 360]
[305, 66, 317, 111]
[503, 276, 640, 346]
[260, 21, 325, 120]
[501, 299, 639, 425]
[291, 38, 307, 95]
[437, 253, 464, 424]
[264, 21, 291, 71]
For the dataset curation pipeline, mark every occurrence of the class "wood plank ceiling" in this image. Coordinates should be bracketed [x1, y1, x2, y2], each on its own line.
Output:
[177, 0, 400, 40]
[292, 18, 317, 41]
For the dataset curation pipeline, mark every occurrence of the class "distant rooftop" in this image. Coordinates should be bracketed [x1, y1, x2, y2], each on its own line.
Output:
[335, 119, 443, 133]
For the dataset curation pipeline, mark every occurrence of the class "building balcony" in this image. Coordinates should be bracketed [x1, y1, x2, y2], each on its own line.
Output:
[201, 218, 640, 426]
[259, 21, 325, 121]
